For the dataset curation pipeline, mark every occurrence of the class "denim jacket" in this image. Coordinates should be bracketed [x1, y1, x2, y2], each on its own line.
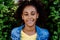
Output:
[11, 25, 49, 40]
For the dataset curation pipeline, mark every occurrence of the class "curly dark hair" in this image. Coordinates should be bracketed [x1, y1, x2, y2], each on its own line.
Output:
[14, 0, 49, 28]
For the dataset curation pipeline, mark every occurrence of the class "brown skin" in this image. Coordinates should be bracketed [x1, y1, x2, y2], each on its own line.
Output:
[22, 5, 39, 36]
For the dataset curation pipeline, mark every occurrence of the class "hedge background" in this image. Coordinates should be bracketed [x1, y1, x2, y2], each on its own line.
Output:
[0, 0, 60, 40]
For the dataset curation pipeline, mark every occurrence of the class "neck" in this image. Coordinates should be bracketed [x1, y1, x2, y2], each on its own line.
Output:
[22, 24, 36, 35]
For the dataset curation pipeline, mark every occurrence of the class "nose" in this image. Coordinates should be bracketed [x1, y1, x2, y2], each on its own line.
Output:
[28, 14, 32, 19]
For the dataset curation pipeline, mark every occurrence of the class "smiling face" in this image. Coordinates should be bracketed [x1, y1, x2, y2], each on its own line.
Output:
[22, 5, 39, 27]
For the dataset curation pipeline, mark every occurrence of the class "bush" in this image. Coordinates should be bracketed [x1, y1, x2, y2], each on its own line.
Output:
[41, 0, 60, 40]
[0, 0, 17, 40]
[48, 0, 59, 40]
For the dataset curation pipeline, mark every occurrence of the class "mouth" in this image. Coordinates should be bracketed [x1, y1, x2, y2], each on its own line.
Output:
[27, 19, 34, 24]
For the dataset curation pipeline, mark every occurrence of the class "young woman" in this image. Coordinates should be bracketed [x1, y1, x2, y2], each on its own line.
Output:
[11, 1, 50, 40]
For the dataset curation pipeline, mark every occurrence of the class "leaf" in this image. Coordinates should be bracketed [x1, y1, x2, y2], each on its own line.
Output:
[0, 19, 3, 23]
[0, 14, 3, 17]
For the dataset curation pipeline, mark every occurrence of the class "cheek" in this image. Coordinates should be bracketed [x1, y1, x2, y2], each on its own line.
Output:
[22, 15, 27, 21]
[33, 14, 38, 19]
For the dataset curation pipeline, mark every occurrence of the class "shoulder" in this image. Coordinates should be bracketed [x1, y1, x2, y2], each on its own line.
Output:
[11, 26, 23, 36]
[11, 25, 24, 34]
[11, 27, 20, 34]
[11, 25, 24, 39]
[36, 26, 50, 37]
[11, 27, 20, 37]
[40, 28, 49, 36]
[11, 27, 20, 39]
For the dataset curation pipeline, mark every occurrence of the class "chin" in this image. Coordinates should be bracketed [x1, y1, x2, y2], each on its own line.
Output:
[27, 24, 34, 27]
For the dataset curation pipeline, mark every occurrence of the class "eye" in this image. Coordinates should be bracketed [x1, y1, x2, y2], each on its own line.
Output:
[24, 13, 28, 16]
[31, 11, 35, 15]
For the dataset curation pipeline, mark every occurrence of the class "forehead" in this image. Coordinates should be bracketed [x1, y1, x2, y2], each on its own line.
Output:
[23, 5, 37, 12]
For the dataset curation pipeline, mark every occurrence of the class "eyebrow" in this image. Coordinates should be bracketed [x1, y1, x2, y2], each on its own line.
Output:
[24, 11, 36, 13]
[24, 12, 28, 13]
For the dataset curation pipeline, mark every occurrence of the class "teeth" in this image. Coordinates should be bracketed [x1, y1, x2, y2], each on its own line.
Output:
[28, 21, 33, 23]
[27, 19, 34, 23]
[28, 21, 32, 22]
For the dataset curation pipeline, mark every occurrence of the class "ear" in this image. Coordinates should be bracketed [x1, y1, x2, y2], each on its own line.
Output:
[37, 13, 39, 18]
[22, 15, 24, 20]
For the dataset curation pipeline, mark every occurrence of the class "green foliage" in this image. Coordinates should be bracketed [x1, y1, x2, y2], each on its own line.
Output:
[40, 0, 60, 40]
[0, 0, 60, 40]
[0, 0, 17, 40]
[49, 0, 60, 40]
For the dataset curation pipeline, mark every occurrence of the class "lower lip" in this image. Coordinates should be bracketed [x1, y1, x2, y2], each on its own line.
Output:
[27, 21, 33, 23]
